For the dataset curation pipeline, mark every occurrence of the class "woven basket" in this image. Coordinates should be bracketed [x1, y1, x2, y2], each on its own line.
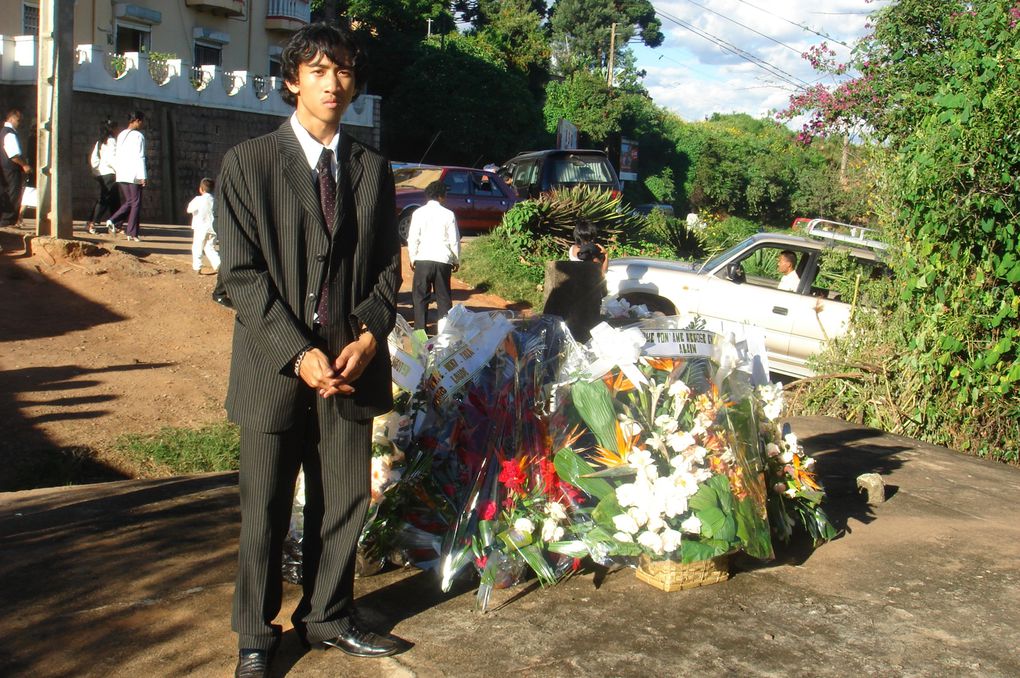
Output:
[635, 554, 730, 592]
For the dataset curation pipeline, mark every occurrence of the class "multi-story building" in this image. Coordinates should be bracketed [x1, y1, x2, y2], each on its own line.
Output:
[0, 1, 381, 224]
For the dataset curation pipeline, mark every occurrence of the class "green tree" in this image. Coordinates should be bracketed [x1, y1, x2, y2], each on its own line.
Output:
[549, 0, 663, 73]
[543, 70, 625, 143]
[790, 0, 1020, 461]
[384, 36, 544, 165]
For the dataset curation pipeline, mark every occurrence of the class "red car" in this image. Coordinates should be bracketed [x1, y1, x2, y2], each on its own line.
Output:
[393, 165, 517, 242]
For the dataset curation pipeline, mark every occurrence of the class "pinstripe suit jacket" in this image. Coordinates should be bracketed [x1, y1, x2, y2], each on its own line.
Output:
[217, 121, 401, 432]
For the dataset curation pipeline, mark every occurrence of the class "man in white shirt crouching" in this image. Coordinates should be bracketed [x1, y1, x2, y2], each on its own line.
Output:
[407, 180, 460, 332]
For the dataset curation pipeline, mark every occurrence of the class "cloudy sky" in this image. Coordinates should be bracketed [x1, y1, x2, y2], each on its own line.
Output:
[630, 0, 884, 123]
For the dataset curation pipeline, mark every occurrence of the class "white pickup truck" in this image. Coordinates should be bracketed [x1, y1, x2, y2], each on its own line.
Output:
[605, 221, 887, 378]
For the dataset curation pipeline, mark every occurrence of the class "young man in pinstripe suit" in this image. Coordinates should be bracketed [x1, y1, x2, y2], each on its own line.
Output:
[216, 23, 407, 678]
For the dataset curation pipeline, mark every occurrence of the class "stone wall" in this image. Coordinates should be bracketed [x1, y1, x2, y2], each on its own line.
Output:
[0, 84, 380, 224]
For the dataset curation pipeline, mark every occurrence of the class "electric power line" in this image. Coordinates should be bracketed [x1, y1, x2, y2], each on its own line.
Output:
[676, 0, 803, 54]
[733, 0, 851, 47]
[656, 9, 809, 89]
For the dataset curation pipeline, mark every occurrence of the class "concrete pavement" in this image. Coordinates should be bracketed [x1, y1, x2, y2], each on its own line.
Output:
[2, 415, 1019, 677]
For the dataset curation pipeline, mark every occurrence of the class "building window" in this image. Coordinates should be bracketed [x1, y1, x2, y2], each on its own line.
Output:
[194, 42, 222, 68]
[23, 2, 39, 34]
[269, 56, 282, 78]
[115, 23, 151, 53]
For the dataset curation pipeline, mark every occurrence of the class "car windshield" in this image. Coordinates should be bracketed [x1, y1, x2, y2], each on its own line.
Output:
[394, 167, 443, 189]
[550, 155, 613, 184]
[697, 240, 751, 273]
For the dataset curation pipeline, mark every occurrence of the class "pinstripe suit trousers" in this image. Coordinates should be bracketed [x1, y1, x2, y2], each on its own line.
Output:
[231, 388, 371, 650]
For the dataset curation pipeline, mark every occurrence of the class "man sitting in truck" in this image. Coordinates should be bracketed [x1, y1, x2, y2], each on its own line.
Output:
[777, 250, 801, 292]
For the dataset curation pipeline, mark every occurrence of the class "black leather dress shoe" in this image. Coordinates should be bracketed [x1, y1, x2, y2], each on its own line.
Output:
[315, 622, 412, 658]
[212, 292, 234, 309]
[234, 648, 272, 678]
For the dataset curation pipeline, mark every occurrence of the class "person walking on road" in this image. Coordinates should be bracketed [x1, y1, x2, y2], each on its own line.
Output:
[216, 22, 407, 678]
[106, 110, 146, 241]
[87, 119, 120, 234]
[186, 177, 219, 273]
[0, 108, 30, 226]
[407, 180, 460, 332]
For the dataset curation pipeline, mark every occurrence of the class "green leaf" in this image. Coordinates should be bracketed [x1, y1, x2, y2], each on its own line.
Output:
[592, 493, 624, 529]
[571, 379, 619, 453]
[554, 448, 614, 500]
[679, 537, 731, 564]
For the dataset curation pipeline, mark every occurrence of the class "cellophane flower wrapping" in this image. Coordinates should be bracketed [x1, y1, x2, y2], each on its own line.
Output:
[398, 309, 583, 611]
[551, 317, 777, 566]
[756, 382, 838, 545]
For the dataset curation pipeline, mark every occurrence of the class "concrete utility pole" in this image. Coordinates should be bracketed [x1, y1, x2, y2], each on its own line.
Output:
[607, 23, 617, 88]
[36, 0, 74, 239]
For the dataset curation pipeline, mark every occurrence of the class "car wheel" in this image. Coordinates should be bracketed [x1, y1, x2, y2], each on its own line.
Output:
[620, 292, 677, 316]
[398, 209, 415, 245]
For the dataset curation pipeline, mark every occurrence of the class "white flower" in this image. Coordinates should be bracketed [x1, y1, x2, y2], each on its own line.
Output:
[660, 528, 683, 553]
[689, 445, 709, 464]
[627, 506, 650, 528]
[803, 456, 816, 470]
[763, 400, 783, 421]
[637, 530, 665, 555]
[627, 448, 660, 482]
[785, 487, 797, 498]
[615, 482, 642, 508]
[613, 531, 634, 543]
[680, 515, 702, 535]
[513, 517, 535, 535]
[765, 442, 781, 458]
[784, 432, 799, 450]
[612, 513, 640, 535]
[541, 519, 565, 542]
[667, 431, 697, 454]
[673, 470, 702, 498]
[645, 432, 666, 452]
[545, 501, 567, 522]
[720, 448, 736, 465]
[619, 416, 643, 441]
[669, 380, 692, 399]
[655, 414, 679, 434]
[695, 412, 714, 431]
[780, 450, 794, 464]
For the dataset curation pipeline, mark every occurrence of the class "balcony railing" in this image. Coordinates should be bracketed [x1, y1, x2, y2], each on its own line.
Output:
[266, 0, 310, 32]
[0, 35, 377, 126]
[185, 0, 245, 18]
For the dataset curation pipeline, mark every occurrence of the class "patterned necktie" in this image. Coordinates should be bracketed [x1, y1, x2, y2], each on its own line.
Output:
[315, 147, 336, 325]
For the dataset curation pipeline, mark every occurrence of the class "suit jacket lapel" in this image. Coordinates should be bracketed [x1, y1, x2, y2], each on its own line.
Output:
[276, 122, 327, 235]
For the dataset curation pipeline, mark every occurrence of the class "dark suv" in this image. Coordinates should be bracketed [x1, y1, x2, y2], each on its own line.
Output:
[500, 149, 622, 200]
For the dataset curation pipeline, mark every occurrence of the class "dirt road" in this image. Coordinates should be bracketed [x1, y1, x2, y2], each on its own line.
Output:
[0, 222, 522, 490]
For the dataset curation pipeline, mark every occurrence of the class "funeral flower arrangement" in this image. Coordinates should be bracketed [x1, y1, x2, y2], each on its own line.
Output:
[282, 308, 837, 601]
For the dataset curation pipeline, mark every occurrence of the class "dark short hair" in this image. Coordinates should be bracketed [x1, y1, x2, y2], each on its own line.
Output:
[779, 250, 798, 266]
[574, 219, 598, 246]
[279, 22, 365, 107]
[129, 110, 145, 123]
[5, 107, 23, 120]
[200, 177, 215, 193]
[425, 180, 447, 201]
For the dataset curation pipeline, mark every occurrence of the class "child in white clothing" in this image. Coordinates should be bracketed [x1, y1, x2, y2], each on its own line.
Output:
[187, 177, 220, 273]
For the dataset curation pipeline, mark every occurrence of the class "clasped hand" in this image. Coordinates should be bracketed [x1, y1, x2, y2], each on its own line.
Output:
[297, 332, 377, 398]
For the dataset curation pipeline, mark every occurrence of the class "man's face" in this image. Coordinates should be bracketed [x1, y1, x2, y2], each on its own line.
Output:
[286, 51, 357, 128]
[9, 113, 21, 128]
[778, 255, 794, 275]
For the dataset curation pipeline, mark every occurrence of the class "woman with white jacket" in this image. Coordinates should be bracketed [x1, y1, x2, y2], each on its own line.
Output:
[86, 120, 119, 234]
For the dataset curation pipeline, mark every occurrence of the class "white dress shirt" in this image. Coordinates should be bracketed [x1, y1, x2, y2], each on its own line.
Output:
[778, 270, 801, 292]
[114, 128, 146, 184]
[2, 122, 22, 159]
[289, 113, 339, 182]
[407, 200, 460, 266]
[187, 192, 216, 233]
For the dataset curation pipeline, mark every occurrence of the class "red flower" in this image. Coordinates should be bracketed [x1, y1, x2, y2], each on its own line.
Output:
[479, 499, 497, 521]
[475, 555, 488, 569]
[498, 457, 528, 496]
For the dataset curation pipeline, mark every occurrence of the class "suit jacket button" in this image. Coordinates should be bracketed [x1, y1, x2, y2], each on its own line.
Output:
[316, 254, 327, 262]
[308, 293, 316, 299]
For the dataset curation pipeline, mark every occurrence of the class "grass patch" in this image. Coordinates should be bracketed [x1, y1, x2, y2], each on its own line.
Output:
[114, 421, 240, 475]
[459, 234, 545, 308]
